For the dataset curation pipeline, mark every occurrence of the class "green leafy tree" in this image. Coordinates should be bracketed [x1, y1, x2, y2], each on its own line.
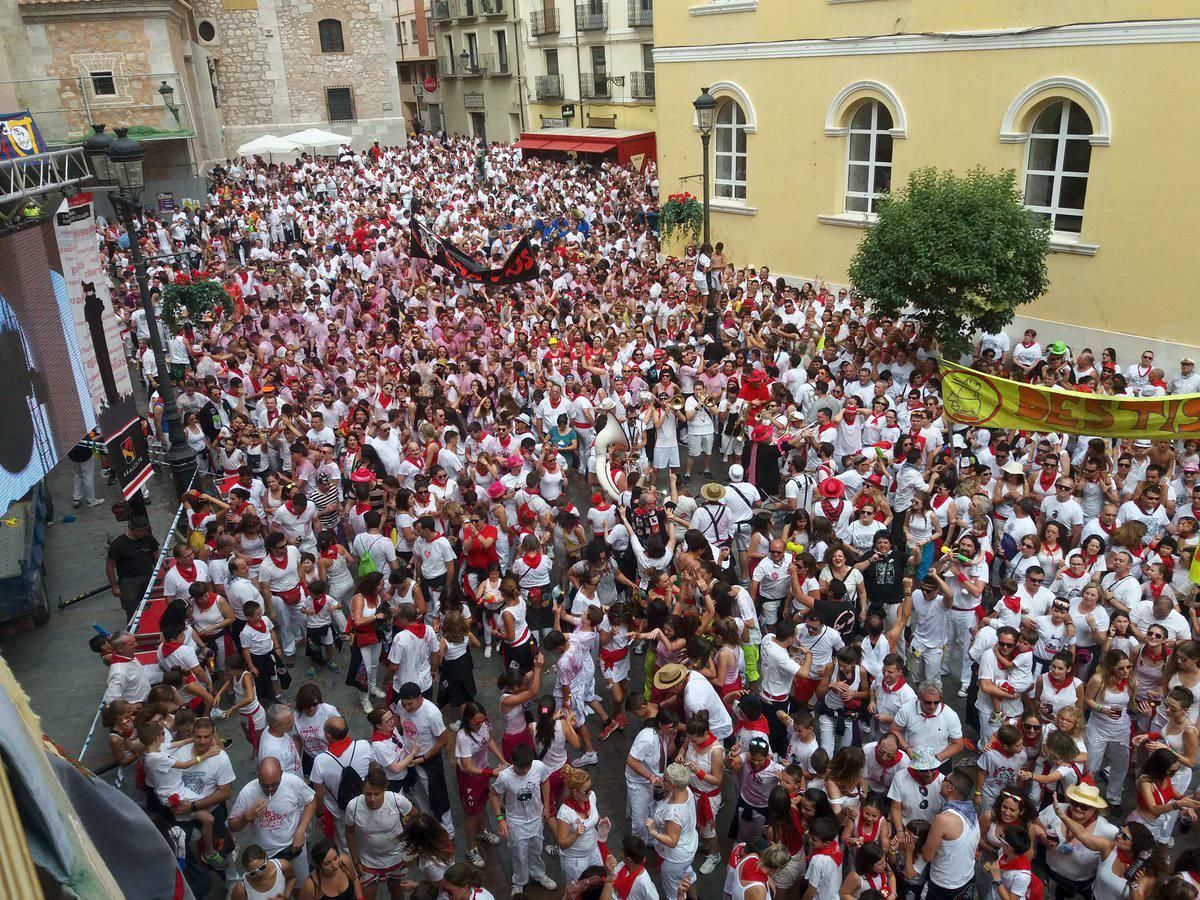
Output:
[848, 166, 1051, 357]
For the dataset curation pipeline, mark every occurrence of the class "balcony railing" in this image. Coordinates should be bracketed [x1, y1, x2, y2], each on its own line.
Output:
[437, 56, 459, 77]
[431, 0, 452, 22]
[580, 72, 609, 98]
[465, 53, 495, 76]
[464, 90, 486, 110]
[535, 74, 564, 100]
[530, 8, 559, 35]
[576, 2, 608, 30]
[627, 0, 652, 27]
[490, 55, 511, 76]
[630, 70, 655, 99]
[451, 0, 506, 16]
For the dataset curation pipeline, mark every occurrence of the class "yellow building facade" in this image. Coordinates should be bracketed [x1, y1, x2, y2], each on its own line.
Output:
[654, 3, 1200, 356]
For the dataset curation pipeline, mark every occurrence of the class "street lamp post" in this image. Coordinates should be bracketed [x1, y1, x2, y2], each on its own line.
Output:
[88, 125, 197, 497]
[693, 87, 717, 298]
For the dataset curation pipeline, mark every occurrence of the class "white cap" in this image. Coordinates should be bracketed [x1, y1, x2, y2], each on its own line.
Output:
[728, 464, 744, 481]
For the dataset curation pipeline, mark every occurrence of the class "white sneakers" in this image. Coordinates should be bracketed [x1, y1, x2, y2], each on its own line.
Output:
[574, 751, 599, 766]
[370, 686, 387, 699]
[360, 694, 373, 714]
[534, 875, 558, 891]
[699, 853, 722, 875]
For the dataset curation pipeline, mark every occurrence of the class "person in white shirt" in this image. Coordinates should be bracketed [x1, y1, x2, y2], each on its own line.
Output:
[395, 683, 456, 838]
[102, 631, 151, 704]
[891, 682, 964, 765]
[344, 765, 413, 888]
[229, 757, 320, 882]
[652, 664, 733, 742]
[1040, 479, 1084, 548]
[258, 704, 304, 777]
[309, 717, 373, 850]
[413, 516, 457, 616]
[491, 744, 557, 893]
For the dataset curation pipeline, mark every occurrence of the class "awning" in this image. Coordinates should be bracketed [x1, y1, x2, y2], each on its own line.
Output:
[515, 137, 552, 150]
[572, 140, 618, 154]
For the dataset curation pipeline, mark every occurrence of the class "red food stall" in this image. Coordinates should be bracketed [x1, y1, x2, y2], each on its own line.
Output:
[516, 128, 656, 169]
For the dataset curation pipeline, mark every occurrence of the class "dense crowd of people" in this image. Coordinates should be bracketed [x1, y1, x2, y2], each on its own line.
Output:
[92, 132, 1200, 900]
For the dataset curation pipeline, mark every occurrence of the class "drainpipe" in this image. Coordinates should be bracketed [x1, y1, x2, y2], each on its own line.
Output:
[572, 1, 584, 124]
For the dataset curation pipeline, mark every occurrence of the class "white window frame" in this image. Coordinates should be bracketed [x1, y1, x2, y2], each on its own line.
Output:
[1022, 99, 1091, 235]
[713, 98, 748, 201]
[844, 99, 892, 214]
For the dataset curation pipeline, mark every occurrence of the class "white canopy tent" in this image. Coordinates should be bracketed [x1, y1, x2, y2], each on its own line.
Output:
[235, 134, 301, 157]
[282, 128, 351, 154]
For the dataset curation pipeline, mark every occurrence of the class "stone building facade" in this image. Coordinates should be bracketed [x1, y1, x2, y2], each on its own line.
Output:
[191, 0, 407, 157]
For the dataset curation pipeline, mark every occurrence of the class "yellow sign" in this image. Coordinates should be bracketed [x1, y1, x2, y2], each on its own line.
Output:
[939, 359, 1200, 440]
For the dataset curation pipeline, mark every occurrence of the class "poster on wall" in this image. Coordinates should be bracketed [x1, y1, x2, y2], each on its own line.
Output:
[54, 193, 138, 437]
[105, 417, 153, 499]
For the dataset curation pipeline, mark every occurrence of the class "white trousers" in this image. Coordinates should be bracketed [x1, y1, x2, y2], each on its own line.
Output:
[1085, 725, 1130, 805]
[818, 713, 858, 757]
[909, 643, 945, 687]
[507, 830, 547, 888]
[660, 859, 695, 900]
[359, 641, 383, 692]
[627, 783, 654, 842]
[947, 609, 977, 686]
[274, 599, 304, 655]
[72, 456, 96, 502]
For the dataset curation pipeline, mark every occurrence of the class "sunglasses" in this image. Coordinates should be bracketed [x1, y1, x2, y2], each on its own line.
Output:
[247, 862, 270, 877]
[998, 641, 1016, 650]
[1027, 577, 1044, 585]
[1023, 723, 1042, 731]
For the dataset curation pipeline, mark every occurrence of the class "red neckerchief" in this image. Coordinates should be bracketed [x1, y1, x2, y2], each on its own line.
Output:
[1001, 595, 1022, 615]
[563, 794, 591, 818]
[843, 409, 858, 424]
[522, 551, 543, 568]
[247, 618, 268, 633]
[1048, 670, 1074, 691]
[1149, 580, 1167, 599]
[320, 546, 338, 561]
[284, 498, 301, 515]
[405, 622, 428, 640]
[1112, 678, 1129, 692]
[811, 841, 844, 865]
[882, 675, 907, 694]
[371, 729, 391, 742]
[989, 738, 1021, 758]
[695, 733, 718, 750]
[741, 716, 770, 735]
[269, 550, 288, 566]
[161, 640, 184, 656]
[876, 746, 903, 768]
[327, 736, 352, 756]
[110, 654, 135, 664]
[1043, 541, 1059, 556]
[856, 809, 882, 842]
[1099, 519, 1115, 534]
[195, 592, 218, 612]
[175, 561, 197, 581]
[354, 502, 372, 515]
[931, 493, 950, 510]
[1038, 469, 1056, 492]
[1022, 732, 1039, 750]
[613, 862, 644, 900]
[739, 856, 771, 885]
[312, 594, 326, 614]
[820, 498, 845, 520]
[999, 853, 1032, 872]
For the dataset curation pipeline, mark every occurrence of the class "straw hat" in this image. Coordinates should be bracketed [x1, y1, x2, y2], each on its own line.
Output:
[701, 483, 727, 503]
[652, 663, 688, 691]
[1064, 783, 1108, 810]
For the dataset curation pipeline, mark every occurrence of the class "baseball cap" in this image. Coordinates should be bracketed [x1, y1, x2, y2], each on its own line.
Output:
[397, 683, 421, 700]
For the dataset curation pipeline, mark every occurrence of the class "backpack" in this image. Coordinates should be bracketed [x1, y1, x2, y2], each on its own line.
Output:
[326, 744, 365, 811]
[357, 536, 381, 577]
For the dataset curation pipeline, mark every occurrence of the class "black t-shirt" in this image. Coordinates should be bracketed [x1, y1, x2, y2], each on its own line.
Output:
[814, 595, 860, 641]
[863, 548, 907, 605]
[107, 533, 160, 579]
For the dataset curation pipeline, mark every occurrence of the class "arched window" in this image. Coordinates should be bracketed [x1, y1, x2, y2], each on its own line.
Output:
[845, 100, 892, 214]
[713, 98, 747, 201]
[318, 18, 345, 53]
[1023, 100, 1092, 234]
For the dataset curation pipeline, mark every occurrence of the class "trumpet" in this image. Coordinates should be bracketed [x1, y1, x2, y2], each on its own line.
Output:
[670, 395, 687, 411]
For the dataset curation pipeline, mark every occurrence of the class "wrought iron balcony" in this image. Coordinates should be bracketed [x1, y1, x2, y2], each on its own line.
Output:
[630, 70, 655, 99]
[576, 2, 608, 31]
[535, 74, 564, 100]
[627, 0, 652, 27]
[530, 8, 559, 35]
[579, 72, 610, 98]
[459, 53, 494, 77]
